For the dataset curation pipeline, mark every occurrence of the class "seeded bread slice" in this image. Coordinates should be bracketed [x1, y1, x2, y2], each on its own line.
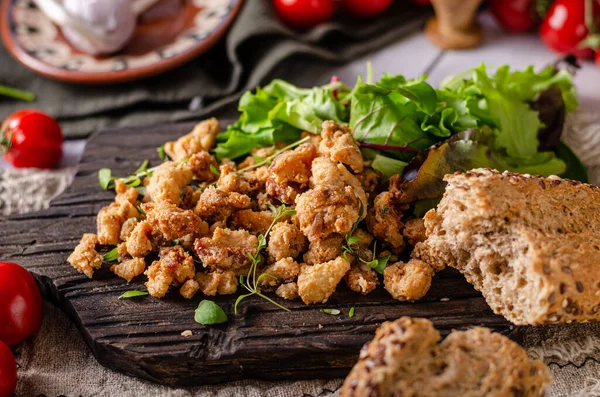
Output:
[417, 168, 600, 325]
[340, 317, 551, 397]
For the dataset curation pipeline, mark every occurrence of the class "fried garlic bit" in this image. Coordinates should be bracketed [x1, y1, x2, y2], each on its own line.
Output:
[68, 234, 103, 278]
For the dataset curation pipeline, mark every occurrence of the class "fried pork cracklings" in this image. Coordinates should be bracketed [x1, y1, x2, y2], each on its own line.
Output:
[415, 168, 600, 325]
[340, 317, 551, 397]
[68, 118, 434, 304]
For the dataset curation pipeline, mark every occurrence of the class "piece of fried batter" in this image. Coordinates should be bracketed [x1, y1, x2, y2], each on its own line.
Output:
[297, 256, 351, 304]
[195, 186, 252, 222]
[143, 201, 202, 241]
[266, 142, 317, 204]
[145, 246, 195, 298]
[111, 257, 146, 283]
[319, 120, 363, 173]
[267, 221, 307, 261]
[383, 259, 434, 302]
[194, 227, 258, 273]
[67, 234, 103, 279]
[145, 161, 193, 205]
[164, 118, 219, 161]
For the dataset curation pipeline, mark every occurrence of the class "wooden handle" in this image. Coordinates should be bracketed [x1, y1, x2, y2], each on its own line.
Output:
[425, 0, 484, 50]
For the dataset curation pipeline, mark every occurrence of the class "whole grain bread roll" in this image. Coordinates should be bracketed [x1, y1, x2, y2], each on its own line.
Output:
[340, 317, 551, 397]
[414, 168, 600, 325]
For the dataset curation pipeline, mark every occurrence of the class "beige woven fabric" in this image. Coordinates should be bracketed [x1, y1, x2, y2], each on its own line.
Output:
[3, 110, 600, 396]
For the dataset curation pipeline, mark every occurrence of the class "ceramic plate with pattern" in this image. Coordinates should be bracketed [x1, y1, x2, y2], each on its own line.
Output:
[1, 0, 243, 84]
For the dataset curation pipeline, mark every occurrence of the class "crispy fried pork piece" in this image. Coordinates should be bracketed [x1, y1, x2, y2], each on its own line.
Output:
[295, 185, 361, 243]
[276, 282, 299, 300]
[146, 161, 193, 205]
[115, 180, 139, 205]
[217, 164, 269, 194]
[265, 142, 317, 204]
[143, 201, 202, 241]
[178, 221, 210, 251]
[180, 279, 200, 299]
[195, 270, 238, 296]
[96, 201, 140, 245]
[126, 220, 153, 257]
[110, 257, 146, 283]
[194, 227, 258, 272]
[301, 131, 322, 148]
[357, 165, 381, 197]
[303, 234, 344, 265]
[163, 118, 219, 161]
[195, 186, 252, 222]
[238, 147, 277, 169]
[189, 151, 218, 183]
[344, 263, 379, 295]
[145, 246, 195, 298]
[367, 191, 408, 254]
[297, 256, 351, 304]
[319, 120, 363, 173]
[180, 186, 202, 209]
[403, 218, 427, 246]
[267, 221, 307, 261]
[310, 157, 367, 209]
[230, 209, 275, 235]
[119, 217, 138, 242]
[259, 257, 300, 290]
[68, 234, 103, 279]
[383, 259, 434, 302]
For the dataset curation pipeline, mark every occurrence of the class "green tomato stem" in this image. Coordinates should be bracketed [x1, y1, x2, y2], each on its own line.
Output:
[0, 85, 35, 102]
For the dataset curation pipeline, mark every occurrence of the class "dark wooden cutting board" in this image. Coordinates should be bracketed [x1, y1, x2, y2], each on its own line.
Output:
[0, 122, 517, 386]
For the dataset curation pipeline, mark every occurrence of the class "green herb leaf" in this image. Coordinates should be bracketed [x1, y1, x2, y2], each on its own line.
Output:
[134, 160, 149, 174]
[126, 177, 142, 187]
[371, 155, 408, 181]
[349, 307, 355, 318]
[136, 205, 146, 215]
[367, 253, 392, 274]
[0, 84, 35, 102]
[102, 247, 119, 262]
[347, 235, 360, 246]
[210, 164, 220, 176]
[118, 290, 148, 299]
[320, 308, 341, 315]
[281, 209, 297, 217]
[194, 300, 228, 325]
[157, 145, 166, 160]
[98, 168, 113, 190]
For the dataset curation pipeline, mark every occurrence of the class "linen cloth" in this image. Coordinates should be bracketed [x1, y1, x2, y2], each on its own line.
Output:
[2, 110, 600, 396]
[0, 1, 429, 139]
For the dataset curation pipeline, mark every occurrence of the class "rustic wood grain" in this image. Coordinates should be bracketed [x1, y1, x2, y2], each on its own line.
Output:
[0, 122, 518, 386]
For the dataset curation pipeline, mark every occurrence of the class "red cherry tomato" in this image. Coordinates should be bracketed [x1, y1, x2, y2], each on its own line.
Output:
[273, 0, 336, 29]
[341, 0, 393, 18]
[489, 0, 536, 32]
[0, 262, 43, 347]
[539, 0, 599, 59]
[596, 48, 600, 66]
[1, 109, 63, 169]
[0, 341, 17, 397]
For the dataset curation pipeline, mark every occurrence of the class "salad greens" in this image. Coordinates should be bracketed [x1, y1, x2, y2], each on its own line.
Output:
[212, 62, 586, 202]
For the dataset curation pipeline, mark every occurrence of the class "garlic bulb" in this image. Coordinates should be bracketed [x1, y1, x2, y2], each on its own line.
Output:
[61, 0, 136, 55]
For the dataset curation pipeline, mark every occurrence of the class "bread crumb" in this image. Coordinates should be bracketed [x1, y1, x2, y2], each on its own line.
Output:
[318, 324, 323, 329]
[181, 330, 193, 337]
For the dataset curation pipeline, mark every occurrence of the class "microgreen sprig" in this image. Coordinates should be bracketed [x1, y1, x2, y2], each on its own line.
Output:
[234, 204, 297, 314]
[342, 202, 391, 274]
[98, 160, 157, 191]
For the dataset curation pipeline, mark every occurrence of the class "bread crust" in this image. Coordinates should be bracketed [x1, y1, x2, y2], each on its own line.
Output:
[418, 168, 600, 325]
[340, 317, 551, 397]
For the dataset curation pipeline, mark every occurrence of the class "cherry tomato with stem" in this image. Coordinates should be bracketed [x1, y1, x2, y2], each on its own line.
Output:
[0, 262, 43, 347]
[0, 341, 17, 397]
[489, 0, 536, 32]
[539, 0, 600, 59]
[1, 109, 63, 169]
[341, 0, 393, 18]
[273, 0, 336, 29]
